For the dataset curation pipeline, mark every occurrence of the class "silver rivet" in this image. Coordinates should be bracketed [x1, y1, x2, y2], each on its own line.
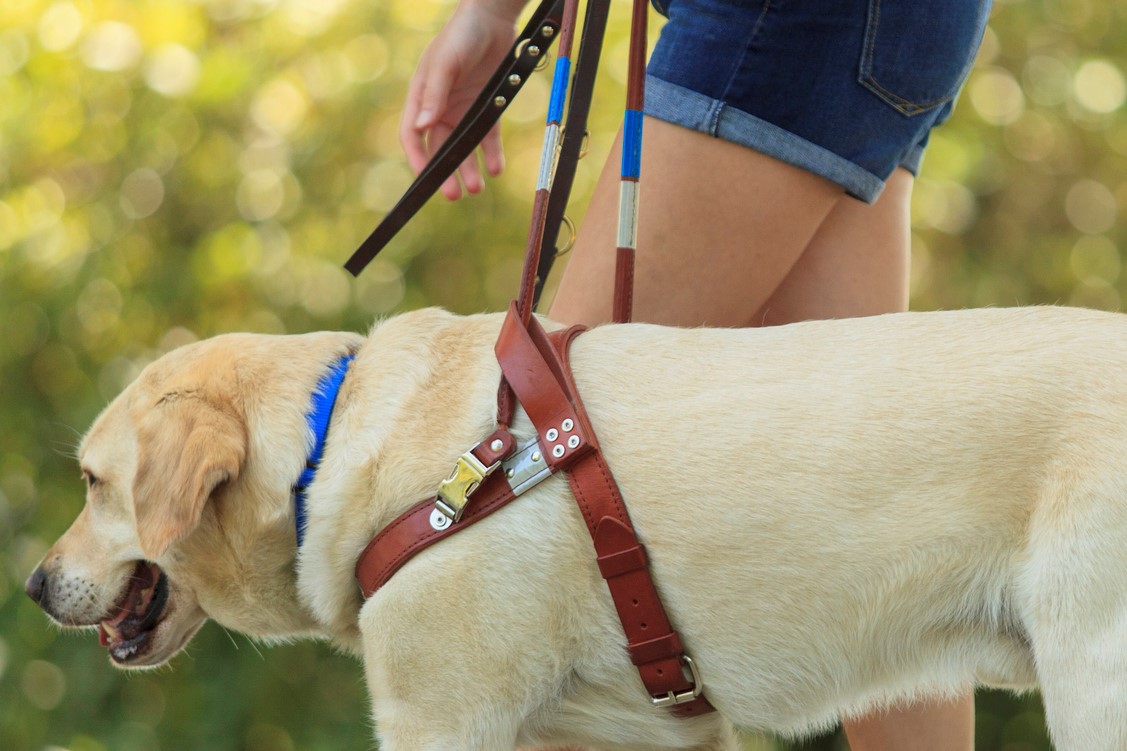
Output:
[561, 419, 574, 432]
[552, 444, 565, 458]
[490, 438, 504, 452]
[508, 74, 521, 87]
[541, 26, 555, 38]
[429, 508, 452, 531]
[528, 45, 541, 57]
[546, 428, 559, 442]
[494, 95, 507, 107]
[567, 435, 580, 449]
[531, 451, 542, 462]
[506, 469, 515, 479]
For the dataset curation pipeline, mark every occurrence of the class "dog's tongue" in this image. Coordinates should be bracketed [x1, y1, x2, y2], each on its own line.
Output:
[98, 562, 161, 647]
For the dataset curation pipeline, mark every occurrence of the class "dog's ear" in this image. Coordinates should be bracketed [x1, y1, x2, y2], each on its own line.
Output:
[132, 393, 246, 560]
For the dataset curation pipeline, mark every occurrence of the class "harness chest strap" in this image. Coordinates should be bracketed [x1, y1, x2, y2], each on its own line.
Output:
[497, 310, 713, 716]
[355, 307, 714, 717]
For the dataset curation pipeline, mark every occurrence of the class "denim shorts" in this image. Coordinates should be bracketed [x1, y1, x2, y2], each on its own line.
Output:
[646, 0, 992, 202]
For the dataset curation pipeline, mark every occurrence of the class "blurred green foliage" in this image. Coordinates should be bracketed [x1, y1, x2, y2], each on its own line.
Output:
[1, 0, 1125, 749]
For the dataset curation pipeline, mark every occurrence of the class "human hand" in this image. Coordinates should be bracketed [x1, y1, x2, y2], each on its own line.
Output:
[400, 2, 523, 200]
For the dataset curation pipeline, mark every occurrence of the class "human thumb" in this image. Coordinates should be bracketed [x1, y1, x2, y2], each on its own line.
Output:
[415, 62, 455, 130]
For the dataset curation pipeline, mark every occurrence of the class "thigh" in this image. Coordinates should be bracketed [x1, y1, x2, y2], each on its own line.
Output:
[754, 168, 913, 327]
[548, 117, 841, 328]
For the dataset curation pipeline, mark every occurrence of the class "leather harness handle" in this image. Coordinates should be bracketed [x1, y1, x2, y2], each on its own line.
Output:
[531, 0, 612, 309]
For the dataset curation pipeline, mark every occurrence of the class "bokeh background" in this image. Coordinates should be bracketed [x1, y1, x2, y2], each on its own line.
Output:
[2, 0, 1125, 749]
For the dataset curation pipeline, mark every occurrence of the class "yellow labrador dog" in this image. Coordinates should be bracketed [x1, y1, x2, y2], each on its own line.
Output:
[26, 305, 1127, 750]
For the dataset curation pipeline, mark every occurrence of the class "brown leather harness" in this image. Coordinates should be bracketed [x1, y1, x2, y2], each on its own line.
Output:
[348, 0, 715, 719]
[355, 305, 714, 716]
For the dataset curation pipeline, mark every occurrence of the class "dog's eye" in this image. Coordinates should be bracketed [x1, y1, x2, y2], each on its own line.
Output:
[82, 470, 101, 489]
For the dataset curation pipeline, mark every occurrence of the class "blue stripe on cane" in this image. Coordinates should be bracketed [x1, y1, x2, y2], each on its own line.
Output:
[546, 57, 571, 124]
[621, 109, 643, 179]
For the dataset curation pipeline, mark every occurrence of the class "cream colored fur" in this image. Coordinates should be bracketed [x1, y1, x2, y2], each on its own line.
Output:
[32, 305, 1127, 751]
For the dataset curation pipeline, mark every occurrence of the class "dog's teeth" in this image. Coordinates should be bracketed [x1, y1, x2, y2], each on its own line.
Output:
[102, 622, 119, 642]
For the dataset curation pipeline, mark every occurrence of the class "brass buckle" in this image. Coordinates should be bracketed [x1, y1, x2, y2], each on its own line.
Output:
[651, 655, 704, 709]
[435, 451, 498, 522]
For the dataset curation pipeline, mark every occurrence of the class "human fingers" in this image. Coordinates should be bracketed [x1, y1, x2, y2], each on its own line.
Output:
[428, 122, 464, 201]
[415, 56, 456, 133]
[480, 124, 505, 177]
[458, 153, 484, 195]
[400, 59, 434, 176]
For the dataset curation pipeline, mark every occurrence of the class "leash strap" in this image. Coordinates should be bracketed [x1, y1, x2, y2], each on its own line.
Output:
[612, 0, 647, 324]
[531, 0, 612, 309]
[344, 0, 566, 277]
[344, 0, 636, 325]
[516, 0, 640, 323]
[514, 0, 582, 324]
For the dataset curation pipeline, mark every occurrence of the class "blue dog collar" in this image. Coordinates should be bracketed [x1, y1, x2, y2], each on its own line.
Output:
[294, 353, 355, 548]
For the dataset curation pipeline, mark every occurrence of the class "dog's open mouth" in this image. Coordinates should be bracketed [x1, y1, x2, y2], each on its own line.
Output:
[98, 562, 169, 664]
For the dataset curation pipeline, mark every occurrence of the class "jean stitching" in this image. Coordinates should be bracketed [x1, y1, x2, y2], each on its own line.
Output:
[717, 0, 772, 120]
[858, 0, 984, 117]
[708, 101, 723, 135]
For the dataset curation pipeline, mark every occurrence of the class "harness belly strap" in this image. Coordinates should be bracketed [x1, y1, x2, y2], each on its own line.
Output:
[354, 306, 713, 717]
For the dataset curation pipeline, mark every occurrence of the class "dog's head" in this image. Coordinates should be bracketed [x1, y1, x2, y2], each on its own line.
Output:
[25, 331, 359, 668]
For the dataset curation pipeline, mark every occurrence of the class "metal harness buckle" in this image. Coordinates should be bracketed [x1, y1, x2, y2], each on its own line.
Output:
[500, 437, 553, 496]
[435, 451, 499, 522]
[650, 655, 704, 709]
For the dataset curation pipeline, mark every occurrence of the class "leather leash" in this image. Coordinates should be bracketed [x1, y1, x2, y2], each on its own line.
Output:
[531, 0, 611, 308]
[345, 0, 608, 286]
[612, 0, 648, 324]
[344, 0, 613, 309]
[345, 0, 564, 277]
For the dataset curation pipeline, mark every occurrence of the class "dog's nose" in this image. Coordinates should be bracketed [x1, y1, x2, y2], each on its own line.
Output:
[25, 566, 48, 606]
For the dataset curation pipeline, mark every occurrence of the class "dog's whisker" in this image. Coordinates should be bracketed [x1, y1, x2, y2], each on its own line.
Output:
[49, 423, 85, 459]
[219, 626, 240, 652]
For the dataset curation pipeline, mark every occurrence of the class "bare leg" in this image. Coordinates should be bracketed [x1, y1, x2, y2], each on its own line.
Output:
[842, 695, 975, 751]
[754, 167, 913, 327]
[549, 119, 974, 748]
[549, 119, 840, 328]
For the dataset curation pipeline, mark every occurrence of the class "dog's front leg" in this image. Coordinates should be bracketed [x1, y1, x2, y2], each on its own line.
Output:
[369, 695, 522, 751]
[359, 614, 534, 751]
[360, 626, 530, 751]
[355, 550, 579, 751]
